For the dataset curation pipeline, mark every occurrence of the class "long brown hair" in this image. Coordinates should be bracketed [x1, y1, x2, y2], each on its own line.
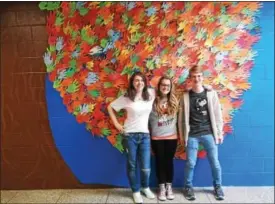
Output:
[126, 72, 150, 101]
[154, 76, 179, 116]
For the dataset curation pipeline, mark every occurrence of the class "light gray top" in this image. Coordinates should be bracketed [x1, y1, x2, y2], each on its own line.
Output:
[149, 108, 177, 137]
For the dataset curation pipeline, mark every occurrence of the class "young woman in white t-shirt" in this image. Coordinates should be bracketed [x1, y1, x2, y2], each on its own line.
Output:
[107, 72, 155, 203]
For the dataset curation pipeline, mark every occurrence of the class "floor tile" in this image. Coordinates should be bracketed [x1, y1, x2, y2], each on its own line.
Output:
[1, 190, 18, 203]
[7, 190, 67, 203]
[106, 188, 134, 203]
[57, 189, 109, 203]
[245, 187, 274, 203]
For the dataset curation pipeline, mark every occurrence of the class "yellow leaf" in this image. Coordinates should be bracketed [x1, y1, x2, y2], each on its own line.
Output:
[147, 15, 158, 26]
[121, 49, 130, 56]
[128, 24, 141, 34]
[177, 20, 187, 32]
[204, 38, 213, 47]
[145, 44, 154, 52]
[86, 61, 94, 70]
[89, 103, 96, 112]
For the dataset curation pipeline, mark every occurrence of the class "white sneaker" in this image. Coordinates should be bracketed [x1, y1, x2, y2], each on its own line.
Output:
[141, 187, 155, 199]
[133, 192, 143, 203]
[158, 184, 166, 201]
[166, 183, 175, 200]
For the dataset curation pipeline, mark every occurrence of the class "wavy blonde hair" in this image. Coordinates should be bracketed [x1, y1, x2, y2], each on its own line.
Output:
[154, 76, 179, 116]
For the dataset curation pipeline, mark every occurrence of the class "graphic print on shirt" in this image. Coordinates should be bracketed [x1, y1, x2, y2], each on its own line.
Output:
[157, 114, 175, 127]
[195, 98, 208, 116]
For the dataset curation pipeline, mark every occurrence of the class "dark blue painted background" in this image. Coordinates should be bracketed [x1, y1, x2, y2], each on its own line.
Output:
[45, 2, 274, 187]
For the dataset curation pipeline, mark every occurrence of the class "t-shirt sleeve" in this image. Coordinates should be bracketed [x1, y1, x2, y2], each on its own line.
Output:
[110, 96, 127, 112]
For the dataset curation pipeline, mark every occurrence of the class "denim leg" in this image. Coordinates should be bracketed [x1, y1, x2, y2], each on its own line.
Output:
[200, 134, 222, 187]
[184, 137, 199, 187]
[138, 133, 151, 188]
[124, 134, 139, 192]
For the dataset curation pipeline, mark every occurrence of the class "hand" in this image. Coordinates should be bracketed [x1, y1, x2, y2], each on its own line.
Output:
[215, 137, 224, 145]
[115, 123, 124, 133]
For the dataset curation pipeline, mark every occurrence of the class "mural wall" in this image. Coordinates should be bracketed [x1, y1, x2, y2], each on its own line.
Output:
[1, 2, 274, 189]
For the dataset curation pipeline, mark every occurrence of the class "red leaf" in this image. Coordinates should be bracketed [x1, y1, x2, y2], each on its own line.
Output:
[198, 150, 207, 158]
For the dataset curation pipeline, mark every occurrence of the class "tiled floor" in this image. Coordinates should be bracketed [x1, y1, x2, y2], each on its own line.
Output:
[1, 187, 274, 203]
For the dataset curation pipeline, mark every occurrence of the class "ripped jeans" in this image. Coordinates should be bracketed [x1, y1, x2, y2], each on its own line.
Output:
[123, 133, 151, 192]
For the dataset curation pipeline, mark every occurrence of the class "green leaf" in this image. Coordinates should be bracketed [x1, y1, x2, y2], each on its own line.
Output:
[121, 66, 131, 75]
[185, 2, 192, 11]
[66, 67, 76, 77]
[99, 2, 108, 7]
[67, 81, 79, 93]
[55, 52, 63, 63]
[73, 106, 81, 115]
[55, 13, 64, 26]
[145, 36, 152, 44]
[174, 10, 181, 17]
[104, 82, 113, 88]
[100, 38, 108, 48]
[113, 48, 120, 57]
[69, 59, 77, 68]
[101, 128, 111, 137]
[114, 134, 124, 152]
[117, 89, 125, 98]
[117, 109, 125, 117]
[130, 32, 143, 45]
[168, 36, 176, 45]
[143, 2, 152, 7]
[48, 45, 56, 52]
[46, 64, 55, 73]
[88, 90, 100, 98]
[79, 7, 89, 16]
[146, 59, 155, 70]
[53, 79, 61, 89]
[71, 30, 79, 39]
[104, 67, 114, 74]
[122, 14, 133, 26]
[87, 36, 98, 45]
[38, 2, 47, 10]
[95, 16, 104, 25]
[159, 19, 167, 29]
[39, 2, 60, 11]
[131, 54, 139, 64]
[69, 2, 77, 17]
[160, 48, 169, 56]
[198, 144, 204, 151]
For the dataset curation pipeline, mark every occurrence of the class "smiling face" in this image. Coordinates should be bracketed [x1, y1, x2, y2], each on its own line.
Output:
[159, 78, 171, 96]
[133, 75, 145, 92]
[190, 72, 203, 88]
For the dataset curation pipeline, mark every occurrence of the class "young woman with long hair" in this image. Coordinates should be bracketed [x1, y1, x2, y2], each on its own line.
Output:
[107, 72, 156, 203]
[149, 76, 179, 201]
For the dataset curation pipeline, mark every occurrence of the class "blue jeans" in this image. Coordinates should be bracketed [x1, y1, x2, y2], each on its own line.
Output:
[123, 133, 151, 192]
[184, 134, 222, 187]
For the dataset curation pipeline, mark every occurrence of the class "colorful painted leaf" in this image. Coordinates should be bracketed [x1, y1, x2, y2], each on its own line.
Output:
[42, 2, 261, 159]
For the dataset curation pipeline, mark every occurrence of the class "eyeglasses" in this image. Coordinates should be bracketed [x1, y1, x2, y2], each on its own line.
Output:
[160, 83, 171, 87]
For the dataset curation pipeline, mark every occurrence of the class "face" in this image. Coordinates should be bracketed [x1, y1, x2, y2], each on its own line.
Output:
[159, 79, 171, 96]
[190, 72, 203, 87]
[133, 75, 145, 92]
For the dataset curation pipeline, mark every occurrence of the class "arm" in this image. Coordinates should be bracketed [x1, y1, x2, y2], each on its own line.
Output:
[107, 104, 124, 133]
[213, 91, 224, 144]
[177, 98, 185, 145]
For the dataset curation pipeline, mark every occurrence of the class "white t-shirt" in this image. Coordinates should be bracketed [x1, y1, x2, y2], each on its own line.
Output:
[110, 89, 155, 133]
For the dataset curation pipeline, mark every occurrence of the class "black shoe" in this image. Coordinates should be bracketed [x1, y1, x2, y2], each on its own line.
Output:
[183, 187, 196, 201]
[214, 186, 225, 200]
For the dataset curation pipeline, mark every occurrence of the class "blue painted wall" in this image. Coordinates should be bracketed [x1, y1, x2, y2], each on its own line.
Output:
[45, 2, 274, 187]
